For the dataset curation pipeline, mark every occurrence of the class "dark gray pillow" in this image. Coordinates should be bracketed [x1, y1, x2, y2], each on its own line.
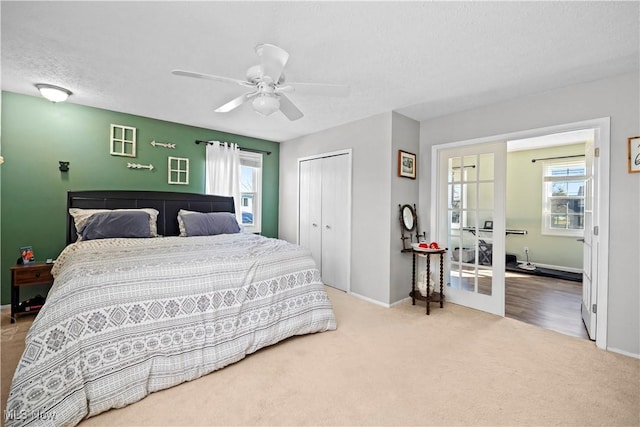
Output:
[80, 211, 152, 240]
[180, 212, 241, 236]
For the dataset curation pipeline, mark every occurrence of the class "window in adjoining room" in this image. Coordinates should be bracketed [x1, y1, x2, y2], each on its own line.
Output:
[542, 160, 585, 237]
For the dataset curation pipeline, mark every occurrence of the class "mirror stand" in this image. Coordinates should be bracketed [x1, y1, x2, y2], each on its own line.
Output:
[398, 203, 426, 252]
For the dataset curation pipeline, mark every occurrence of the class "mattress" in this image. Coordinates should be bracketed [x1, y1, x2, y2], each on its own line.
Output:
[5, 233, 336, 426]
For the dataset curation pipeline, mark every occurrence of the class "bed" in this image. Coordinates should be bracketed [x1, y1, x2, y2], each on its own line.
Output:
[5, 191, 337, 427]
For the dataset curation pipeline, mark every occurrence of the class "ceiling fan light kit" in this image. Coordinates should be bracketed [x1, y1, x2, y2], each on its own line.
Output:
[172, 43, 349, 121]
[252, 94, 280, 116]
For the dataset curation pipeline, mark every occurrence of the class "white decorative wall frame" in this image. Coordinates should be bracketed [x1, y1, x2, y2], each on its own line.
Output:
[110, 124, 137, 157]
[127, 162, 154, 171]
[150, 140, 176, 149]
[168, 156, 189, 185]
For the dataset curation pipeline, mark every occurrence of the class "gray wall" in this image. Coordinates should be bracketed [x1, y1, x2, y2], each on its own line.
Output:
[279, 113, 393, 304]
[419, 72, 639, 357]
[390, 112, 420, 303]
[279, 112, 420, 305]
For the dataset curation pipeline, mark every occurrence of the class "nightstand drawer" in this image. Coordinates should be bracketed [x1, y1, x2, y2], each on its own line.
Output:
[12, 264, 54, 286]
[10, 262, 54, 323]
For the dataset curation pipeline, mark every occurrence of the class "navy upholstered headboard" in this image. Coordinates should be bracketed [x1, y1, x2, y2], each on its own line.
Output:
[66, 190, 236, 244]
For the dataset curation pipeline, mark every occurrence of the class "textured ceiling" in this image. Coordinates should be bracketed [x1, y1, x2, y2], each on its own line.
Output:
[1, 1, 638, 142]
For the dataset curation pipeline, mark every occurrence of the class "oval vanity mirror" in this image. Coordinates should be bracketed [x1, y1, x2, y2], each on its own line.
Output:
[401, 204, 416, 232]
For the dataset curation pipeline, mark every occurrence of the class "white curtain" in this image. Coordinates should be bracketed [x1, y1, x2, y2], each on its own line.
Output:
[205, 141, 242, 223]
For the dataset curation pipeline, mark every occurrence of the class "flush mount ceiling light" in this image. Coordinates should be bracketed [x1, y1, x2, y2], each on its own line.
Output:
[35, 83, 72, 103]
[252, 94, 280, 116]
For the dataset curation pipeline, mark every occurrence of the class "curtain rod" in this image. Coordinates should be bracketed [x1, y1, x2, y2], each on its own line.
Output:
[531, 154, 584, 163]
[194, 140, 271, 155]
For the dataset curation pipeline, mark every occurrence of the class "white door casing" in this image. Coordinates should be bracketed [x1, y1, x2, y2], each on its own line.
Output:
[430, 117, 609, 349]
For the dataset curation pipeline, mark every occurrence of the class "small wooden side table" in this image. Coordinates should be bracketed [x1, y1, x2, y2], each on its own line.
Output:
[10, 262, 54, 323]
[410, 248, 447, 315]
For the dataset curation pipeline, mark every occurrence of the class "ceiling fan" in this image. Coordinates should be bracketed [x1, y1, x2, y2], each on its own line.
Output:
[172, 44, 349, 121]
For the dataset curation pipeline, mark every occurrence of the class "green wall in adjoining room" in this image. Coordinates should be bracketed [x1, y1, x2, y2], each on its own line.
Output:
[505, 143, 585, 269]
[0, 91, 279, 304]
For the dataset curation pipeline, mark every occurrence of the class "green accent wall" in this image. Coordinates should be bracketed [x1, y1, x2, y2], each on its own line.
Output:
[0, 91, 279, 304]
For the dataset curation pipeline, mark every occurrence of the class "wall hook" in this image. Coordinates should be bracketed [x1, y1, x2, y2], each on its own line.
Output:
[59, 161, 69, 172]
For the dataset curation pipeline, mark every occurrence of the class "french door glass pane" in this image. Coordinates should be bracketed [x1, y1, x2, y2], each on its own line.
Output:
[447, 152, 495, 297]
[478, 153, 494, 181]
[463, 183, 474, 209]
[464, 156, 477, 181]
[478, 183, 494, 210]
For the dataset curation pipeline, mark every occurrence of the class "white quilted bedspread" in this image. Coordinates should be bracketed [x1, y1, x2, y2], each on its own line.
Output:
[6, 234, 336, 426]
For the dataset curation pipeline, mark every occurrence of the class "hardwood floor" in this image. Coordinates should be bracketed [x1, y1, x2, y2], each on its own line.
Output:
[505, 270, 589, 340]
[449, 265, 589, 340]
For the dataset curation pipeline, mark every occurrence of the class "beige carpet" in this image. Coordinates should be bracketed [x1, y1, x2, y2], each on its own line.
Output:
[2, 287, 639, 426]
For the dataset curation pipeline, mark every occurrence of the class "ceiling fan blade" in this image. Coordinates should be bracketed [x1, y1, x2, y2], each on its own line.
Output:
[281, 82, 350, 97]
[277, 94, 304, 121]
[214, 92, 257, 113]
[255, 44, 289, 83]
[172, 69, 252, 87]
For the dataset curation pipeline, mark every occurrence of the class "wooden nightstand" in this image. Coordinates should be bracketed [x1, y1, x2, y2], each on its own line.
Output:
[10, 262, 54, 323]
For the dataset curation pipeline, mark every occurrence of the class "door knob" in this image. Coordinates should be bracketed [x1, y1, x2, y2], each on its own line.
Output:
[312, 223, 318, 227]
[325, 225, 331, 229]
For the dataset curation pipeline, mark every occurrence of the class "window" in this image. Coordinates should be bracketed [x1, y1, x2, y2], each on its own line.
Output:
[240, 151, 263, 233]
[542, 160, 585, 236]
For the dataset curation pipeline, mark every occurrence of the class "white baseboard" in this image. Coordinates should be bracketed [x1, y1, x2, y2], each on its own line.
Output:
[390, 296, 411, 307]
[345, 292, 411, 308]
[348, 291, 391, 308]
[606, 346, 640, 360]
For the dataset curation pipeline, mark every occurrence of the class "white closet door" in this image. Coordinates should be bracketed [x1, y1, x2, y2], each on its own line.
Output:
[299, 159, 323, 270]
[320, 154, 349, 291]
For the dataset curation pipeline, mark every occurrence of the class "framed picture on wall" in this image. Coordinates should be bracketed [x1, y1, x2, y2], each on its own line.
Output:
[398, 150, 417, 179]
[628, 136, 640, 173]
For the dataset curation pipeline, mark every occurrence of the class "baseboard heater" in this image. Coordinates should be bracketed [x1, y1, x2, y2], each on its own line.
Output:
[505, 254, 582, 282]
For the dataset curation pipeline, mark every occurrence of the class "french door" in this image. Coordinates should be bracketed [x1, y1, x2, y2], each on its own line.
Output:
[437, 142, 506, 316]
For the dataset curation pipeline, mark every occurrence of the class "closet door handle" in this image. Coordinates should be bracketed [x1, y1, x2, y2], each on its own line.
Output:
[325, 225, 331, 229]
[312, 223, 318, 227]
